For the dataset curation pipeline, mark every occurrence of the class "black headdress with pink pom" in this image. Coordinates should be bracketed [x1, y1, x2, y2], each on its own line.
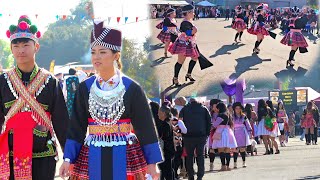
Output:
[6, 15, 41, 42]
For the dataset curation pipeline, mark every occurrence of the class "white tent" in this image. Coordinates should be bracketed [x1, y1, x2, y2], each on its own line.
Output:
[196, 0, 216, 7]
[148, 0, 189, 5]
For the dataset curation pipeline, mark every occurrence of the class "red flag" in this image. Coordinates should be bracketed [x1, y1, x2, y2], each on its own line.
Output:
[117, 17, 121, 23]
[136, 17, 138, 22]
[62, 15, 67, 20]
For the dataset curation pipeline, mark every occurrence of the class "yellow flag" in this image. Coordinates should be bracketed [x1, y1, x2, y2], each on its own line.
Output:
[49, 60, 55, 73]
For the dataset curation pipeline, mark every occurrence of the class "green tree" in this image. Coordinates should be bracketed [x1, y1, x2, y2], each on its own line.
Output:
[35, 0, 159, 97]
[0, 40, 14, 69]
[36, 0, 92, 68]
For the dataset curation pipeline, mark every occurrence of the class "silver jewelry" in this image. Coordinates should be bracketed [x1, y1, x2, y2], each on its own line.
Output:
[88, 72, 126, 126]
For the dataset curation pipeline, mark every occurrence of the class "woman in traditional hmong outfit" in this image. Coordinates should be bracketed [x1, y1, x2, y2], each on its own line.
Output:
[266, 100, 280, 154]
[276, 100, 289, 147]
[156, 8, 179, 58]
[59, 21, 163, 180]
[232, 102, 252, 169]
[211, 102, 237, 171]
[247, 4, 269, 54]
[168, 4, 199, 86]
[232, 6, 247, 42]
[301, 102, 317, 145]
[256, 100, 280, 155]
[280, 6, 309, 67]
[208, 99, 221, 171]
[244, 103, 259, 154]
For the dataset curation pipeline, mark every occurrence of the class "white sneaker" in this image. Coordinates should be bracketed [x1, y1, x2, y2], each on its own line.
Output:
[210, 163, 214, 171]
[234, 162, 237, 169]
[243, 162, 247, 168]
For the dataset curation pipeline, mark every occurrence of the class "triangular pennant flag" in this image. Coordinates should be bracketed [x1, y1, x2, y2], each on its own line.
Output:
[56, 15, 59, 20]
[117, 17, 121, 23]
[35, 14, 38, 19]
[72, 15, 76, 20]
[108, 17, 111, 24]
[136, 17, 138, 22]
[62, 15, 67, 20]
[125, 17, 128, 23]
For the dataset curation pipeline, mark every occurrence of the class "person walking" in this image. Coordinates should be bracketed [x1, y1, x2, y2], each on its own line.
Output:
[179, 98, 211, 180]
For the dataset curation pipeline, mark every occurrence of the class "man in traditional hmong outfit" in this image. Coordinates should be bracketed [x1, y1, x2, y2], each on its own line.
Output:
[60, 20, 163, 180]
[0, 15, 68, 180]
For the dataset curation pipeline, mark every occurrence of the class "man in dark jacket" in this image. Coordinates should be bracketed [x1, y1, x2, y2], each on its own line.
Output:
[179, 98, 211, 180]
[225, 7, 230, 20]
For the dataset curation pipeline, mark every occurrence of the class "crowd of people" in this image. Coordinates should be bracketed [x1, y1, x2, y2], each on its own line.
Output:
[149, 96, 319, 179]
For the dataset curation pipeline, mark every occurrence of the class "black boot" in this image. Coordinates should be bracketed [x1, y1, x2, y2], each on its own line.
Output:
[270, 148, 274, 154]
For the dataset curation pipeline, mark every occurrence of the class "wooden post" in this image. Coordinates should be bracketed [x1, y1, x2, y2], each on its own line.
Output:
[228, 96, 232, 104]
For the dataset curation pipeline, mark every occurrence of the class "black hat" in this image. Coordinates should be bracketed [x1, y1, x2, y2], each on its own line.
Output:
[257, 5, 263, 10]
[90, 20, 122, 51]
[232, 102, 244, 110]
[291, 6, 300, 15]
[210, 99, 221, 106]
[166, 8, 176, 16]
[236, 5, 242, 12]
[182, 4, 194, 13]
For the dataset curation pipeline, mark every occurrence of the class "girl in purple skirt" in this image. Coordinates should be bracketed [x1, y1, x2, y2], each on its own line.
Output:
[232, 102, 252, 169]
[168, 4, 199, 86]
[211, 103, 237, 171]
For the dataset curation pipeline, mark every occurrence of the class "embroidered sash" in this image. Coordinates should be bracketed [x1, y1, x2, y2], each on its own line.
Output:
[0, 69, 54, 180]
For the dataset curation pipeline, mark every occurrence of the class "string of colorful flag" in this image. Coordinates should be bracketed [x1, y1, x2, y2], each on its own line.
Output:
[0, 14, 149, 24]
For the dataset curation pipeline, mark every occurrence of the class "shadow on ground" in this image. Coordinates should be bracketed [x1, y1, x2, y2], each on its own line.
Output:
[161, 82, 194, 98]
[210, 43, 245, 58]
[229, 54, 272, 80]
[296, 175, 320, 180]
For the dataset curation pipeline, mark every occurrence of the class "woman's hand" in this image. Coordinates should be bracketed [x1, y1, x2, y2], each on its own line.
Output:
[146, 164, 160, 180]
[59, 161, 71, 179]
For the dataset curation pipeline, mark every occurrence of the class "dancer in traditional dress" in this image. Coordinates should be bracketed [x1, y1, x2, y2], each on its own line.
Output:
[168, 4, 199, 86]
[232, 102, 252, 168]
[276, 100, 289, 147]
[232, 5, 247, 42]
[0, 15, 68, 180]
[156, 8, 179, 58]
[266, 100, 280, 154]
[247, 4, 270, 54]
[256, 99, 280, 155]
[59, 20, 162, 180]
[208, 99, 221, 171]
[301, 102, 317, 145]
[280, 6, 309, 67]
[211, 102, 237, 171]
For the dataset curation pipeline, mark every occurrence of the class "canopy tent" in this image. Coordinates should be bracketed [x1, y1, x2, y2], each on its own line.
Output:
[148, 0, 189, 5]
[196, 0, 216, 7]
